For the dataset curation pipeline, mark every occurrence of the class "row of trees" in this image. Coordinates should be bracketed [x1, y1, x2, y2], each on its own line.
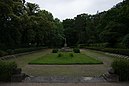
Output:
[0, 0, 64, 50]
[0, 0, 129, 50]
[63, 0, 129, 48]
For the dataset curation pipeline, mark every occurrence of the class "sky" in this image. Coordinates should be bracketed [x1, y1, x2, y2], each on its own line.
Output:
[26, 0, 123, 20]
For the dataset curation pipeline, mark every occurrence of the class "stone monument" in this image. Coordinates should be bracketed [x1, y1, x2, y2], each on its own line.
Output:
[61, 38, 71, 52]
[64, 38, 67, 47]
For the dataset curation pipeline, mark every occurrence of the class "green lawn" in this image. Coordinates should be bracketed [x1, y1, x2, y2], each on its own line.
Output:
[29, 52, 103, 65]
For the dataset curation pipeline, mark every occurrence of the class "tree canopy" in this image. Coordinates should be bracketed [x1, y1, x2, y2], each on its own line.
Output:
[63, 0, 129, 48]
[0, 0, 129, 49]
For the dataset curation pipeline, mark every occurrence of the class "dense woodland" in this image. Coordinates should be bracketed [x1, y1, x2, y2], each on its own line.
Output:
[0, 0, 64, 50]
[0, 0, 129, 50]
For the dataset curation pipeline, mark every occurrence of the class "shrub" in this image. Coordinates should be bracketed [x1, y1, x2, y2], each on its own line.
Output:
[86, 47, 129, 56]
[0, 47, 44, 57]
[58, 53, 63, 57]
[69, 53, 74, 57]
[6, 49, 14, 55]
[111, 58, 129, 81]
[14, 47, 43, 54]
[52, 49, 58, 53]
[73, 48, 80, 53]
[89, 43, 109, 48]
[122, 34, 129, 48]
[0, 61, 17, 82]
[0, 50, 8, 57]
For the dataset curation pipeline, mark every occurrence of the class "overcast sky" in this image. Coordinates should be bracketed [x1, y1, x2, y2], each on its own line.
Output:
[26, 0, 123, 20]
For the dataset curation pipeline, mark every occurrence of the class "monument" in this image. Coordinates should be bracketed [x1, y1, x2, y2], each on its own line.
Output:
[64, 38, 67, 47]
[61, 38, 71, 52]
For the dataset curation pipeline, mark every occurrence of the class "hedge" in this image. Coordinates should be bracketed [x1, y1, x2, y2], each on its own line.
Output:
[0, 50, 8, 57]
[0, 47, 45, 57]
[73, 48, 80, 53]
[86, 47, 129, 56]
[0, 61, 17, 82]
[111, 58, 129, 81]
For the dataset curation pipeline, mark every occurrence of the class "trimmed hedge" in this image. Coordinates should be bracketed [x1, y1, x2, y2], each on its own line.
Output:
[0, 47, 44, 57]
[0, 50, 8, 57]
[86, 47, 129, 56]
[73, 48, 80, 53]
[0, 61, 17, 82]
[8, 47, 44, 54]
[88, 43, 109, 48]
[52, 49, 58, 53]
[111, 58, 129, 81]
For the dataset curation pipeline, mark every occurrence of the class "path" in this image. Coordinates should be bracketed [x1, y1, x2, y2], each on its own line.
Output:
[18, 49, 113, 77]
[1, 49, 129, 85]
[1, 83, 129, 86]
[24, 76, 106, 83]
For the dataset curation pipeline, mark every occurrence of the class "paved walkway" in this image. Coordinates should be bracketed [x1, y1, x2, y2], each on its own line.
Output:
[24, 76, 106, 83]
[1, 83, 129, 86]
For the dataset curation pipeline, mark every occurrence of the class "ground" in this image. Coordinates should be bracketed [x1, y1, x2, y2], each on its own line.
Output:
[8, 49, 113, 77]
[1, 49, 129, 86]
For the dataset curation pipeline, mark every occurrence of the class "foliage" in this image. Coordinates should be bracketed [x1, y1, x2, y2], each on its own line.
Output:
[0, 47, 44, 57]
[86, 47, 129, 56]
[73, 48, 80, 53]
[69, 53, 74, 57]
[58, 53, 63, 57]
[29, 53, 103, 65]
[111, 58, 129, 81]
[0, 61, 17, 82]
[52, 49, 58, 53]
[122, 34, 129, 48]
[88, 43, 109, 48]
[0, 0, 64, 49]
[63, 0, 129, 48]
[0, 50, 8, 57]
[0, 0, 129, 49]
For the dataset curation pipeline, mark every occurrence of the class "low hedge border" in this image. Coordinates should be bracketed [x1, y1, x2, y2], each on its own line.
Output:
[86, 47, 129, 56]
[0, 47, 46, 57]
[111, 58, 129, 81]
[0, 61, 17, 82]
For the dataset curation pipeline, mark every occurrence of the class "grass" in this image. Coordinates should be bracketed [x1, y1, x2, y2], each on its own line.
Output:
[7, 49, 50, 67]
[29, 52, 103, 65]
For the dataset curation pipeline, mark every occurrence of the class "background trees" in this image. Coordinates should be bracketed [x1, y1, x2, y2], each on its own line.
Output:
[63, 0, 129, 48]
[0, 0, 64, 49]
[0, 0, 129, 50]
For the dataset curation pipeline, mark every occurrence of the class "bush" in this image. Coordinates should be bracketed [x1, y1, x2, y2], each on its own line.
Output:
[6, 49, 14, 55]
[73, 48, 80, 53]
[13, 47, 43, 54]
[69, 53, 74, 57]
[0, 47, 44, 57]
[89, 43, 109, 48]
[0, 61, 17, 82]
[0, 50, 8, 57]
[58, 53, 63, 57]
[52, 49, 58, 53]
[111, 58, 129, 81]
[86, 47, 129, 56]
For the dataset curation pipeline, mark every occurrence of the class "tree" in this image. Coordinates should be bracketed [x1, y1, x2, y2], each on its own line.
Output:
[25, 2, 40, 15]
